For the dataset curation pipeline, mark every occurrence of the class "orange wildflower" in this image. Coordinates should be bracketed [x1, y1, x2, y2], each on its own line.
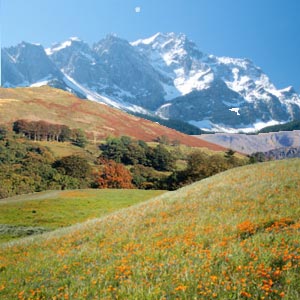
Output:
[174, 285, 187, 292]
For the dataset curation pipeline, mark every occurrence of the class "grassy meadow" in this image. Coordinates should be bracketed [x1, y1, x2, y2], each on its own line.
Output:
[0, 159, 300, 299]
[0, 189, 165, 243]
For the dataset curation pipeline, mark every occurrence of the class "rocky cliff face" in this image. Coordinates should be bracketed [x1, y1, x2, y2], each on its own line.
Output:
[264, 147, 300, 160]
[2, 42, 62, 86]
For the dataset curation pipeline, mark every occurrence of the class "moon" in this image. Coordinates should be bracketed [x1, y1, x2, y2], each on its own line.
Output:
[135, 6, 141, 13]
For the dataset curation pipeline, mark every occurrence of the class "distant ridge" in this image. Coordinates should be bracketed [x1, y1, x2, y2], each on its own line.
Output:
[196, 130, 300, 154]
[0, 86, 226, 150]
[258, 120, 300, 133]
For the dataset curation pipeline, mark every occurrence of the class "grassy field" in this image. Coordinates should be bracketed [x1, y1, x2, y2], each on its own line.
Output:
[0, 189, 165, 243]
[37, 141, 103, 163]
[37, 141, 92, 158]
[0, 159, 300, 299]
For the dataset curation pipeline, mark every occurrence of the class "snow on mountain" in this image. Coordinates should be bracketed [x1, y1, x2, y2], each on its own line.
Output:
[45, 37, 82, 55]
[47, 38, 99, 71]
[132, 33, 300, 131]
[1, 48, 26, 87]
[131, 32, 162, 46]
[2, 33, 300, 132]
[92, 35, 166, 110]
[190, 119, 282, 134]
[61, 71, 149, 114]
[132, 33, 296, 105]
[131, 32, 210, 99]
[30, 75, 54, 87]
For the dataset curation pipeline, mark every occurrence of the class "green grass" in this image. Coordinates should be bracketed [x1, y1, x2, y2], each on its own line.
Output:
[0, 159, 300, 299]
[37, 141, 90, 158]
[0, 189, 165, 243]
[37, 141, 102, 162]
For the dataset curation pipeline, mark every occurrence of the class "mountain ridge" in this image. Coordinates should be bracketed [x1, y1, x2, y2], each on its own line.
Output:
[2, 32, 300, 132]
[197, 130, 300, 154]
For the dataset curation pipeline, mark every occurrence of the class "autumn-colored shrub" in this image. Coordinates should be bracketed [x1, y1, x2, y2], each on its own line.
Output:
[93, 159, 134, 189]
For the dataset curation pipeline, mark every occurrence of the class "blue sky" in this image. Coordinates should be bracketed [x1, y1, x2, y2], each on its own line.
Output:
[1, 0, 300, 91]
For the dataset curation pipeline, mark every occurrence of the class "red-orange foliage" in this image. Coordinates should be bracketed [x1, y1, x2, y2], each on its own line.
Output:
[94, 159, 134, 189]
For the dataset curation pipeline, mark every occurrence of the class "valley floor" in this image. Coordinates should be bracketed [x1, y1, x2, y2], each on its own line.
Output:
[0, 189, 165, 243]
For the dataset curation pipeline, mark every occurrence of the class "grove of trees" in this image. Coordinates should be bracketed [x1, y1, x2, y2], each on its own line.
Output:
[0, 124, 251, 199]
[99, 136, 176, 171]
[13, 120, 87, 147]
[163, 149, 244, 190]
[0, 139, 87, 198]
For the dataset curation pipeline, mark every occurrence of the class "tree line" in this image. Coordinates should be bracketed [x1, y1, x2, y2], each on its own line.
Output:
[13, 120, 87, 147]
[99, 136, 247, 190]
[0, 126, 253, 199]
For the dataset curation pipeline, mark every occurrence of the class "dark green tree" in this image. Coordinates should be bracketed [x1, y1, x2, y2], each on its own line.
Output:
[53, 155, 91, 180]
[99, 137, 127, 163]
[71, 129, 88, 148]
[185, 151, 209, 179]
[123, 143, 147, 165]
[225, 149, 236, 159]
[0, 126, 8, 140]
[248, 152, 266, 164]
[59, 125, 72, 142]
[130, 165, 164, 189]
[148, 144, 176, 171]
[208, 154, 229, 175]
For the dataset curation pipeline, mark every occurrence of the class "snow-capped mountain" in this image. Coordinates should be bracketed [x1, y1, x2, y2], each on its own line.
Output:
[47, 35, 165, 111]
[132, 32, 300, 131]
[2, 33, 300, 132]
[0, 41, 84, 97]
[131, 32, 210, 99]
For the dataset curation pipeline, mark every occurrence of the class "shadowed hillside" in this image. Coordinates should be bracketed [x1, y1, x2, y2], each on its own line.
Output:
[258, 120, 300, 133]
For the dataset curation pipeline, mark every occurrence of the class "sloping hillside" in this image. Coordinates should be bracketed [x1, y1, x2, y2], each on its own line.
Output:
[258, 120, 300, 133]
[1, 159, 299, 299]
[0, 86, 225, 150]
[197, 131, 300, 154]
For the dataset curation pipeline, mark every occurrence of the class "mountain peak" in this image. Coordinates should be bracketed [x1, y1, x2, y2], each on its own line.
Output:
[103, 34, 129, 44]
[14, 41, 43, 49]
[45, 37, 84, 55]
[4, 41, 49, 61]
[131, 32, 187, 47]
[69, 36, 81, 42]
[279, 86, 297, 95]
[93, 35, 134, 55]
[131, 32, 202, 61]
